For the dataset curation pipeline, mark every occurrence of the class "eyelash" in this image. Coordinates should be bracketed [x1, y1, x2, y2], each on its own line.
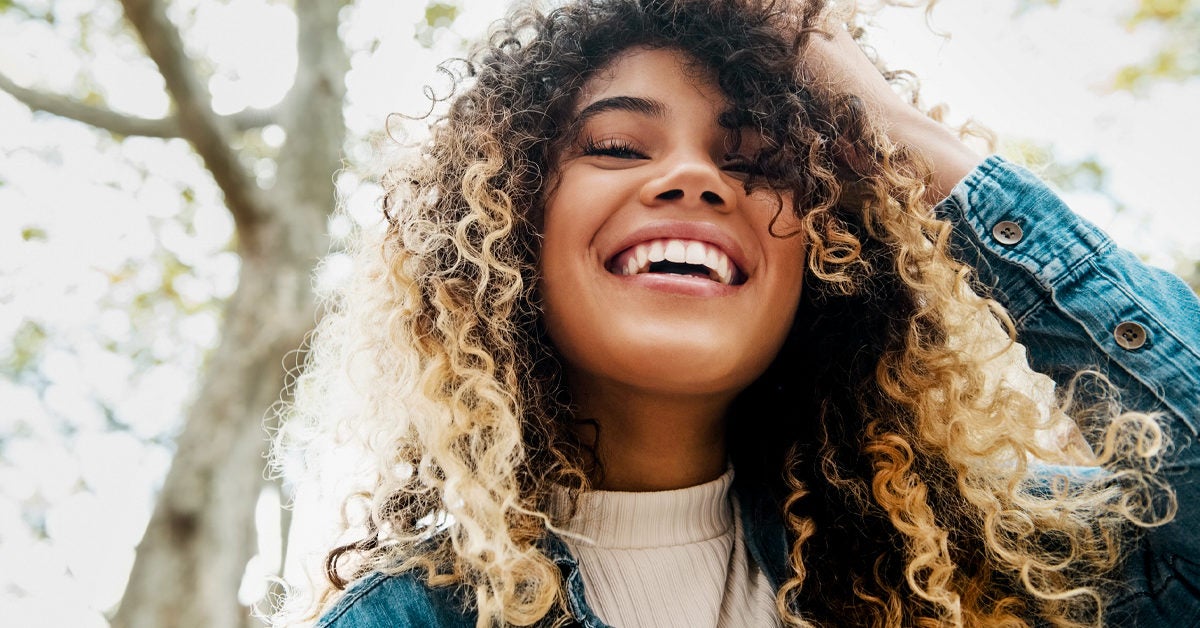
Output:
[721, 155, 759, 175]
[580, 137, 763, 175]
[581, 137, 646, 159]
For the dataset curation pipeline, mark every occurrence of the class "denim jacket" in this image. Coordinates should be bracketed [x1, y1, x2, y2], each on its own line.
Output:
[938, 155, 1200, 627]
[317, 156, 1200, 627]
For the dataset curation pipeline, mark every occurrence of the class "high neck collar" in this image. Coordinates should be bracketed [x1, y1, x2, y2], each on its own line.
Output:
[556, 468, 735, 549]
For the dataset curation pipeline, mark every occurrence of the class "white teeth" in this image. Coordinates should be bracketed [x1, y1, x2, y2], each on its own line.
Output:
[712, 253, 727, 285]
[705, 247, 720, 273]
[664, 240, 687, 263]
[648, 240, 665, 263]
[614, 238, 740, 285]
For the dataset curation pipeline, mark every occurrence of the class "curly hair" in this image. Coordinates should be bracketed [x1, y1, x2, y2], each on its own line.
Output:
[273, 0, 1174, 626]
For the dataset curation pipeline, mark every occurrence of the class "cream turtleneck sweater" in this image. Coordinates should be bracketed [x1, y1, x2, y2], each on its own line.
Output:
[557, 469, 782, 628]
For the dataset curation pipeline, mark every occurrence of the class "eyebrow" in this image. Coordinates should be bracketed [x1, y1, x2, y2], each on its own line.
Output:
[575, 95, 667, 123]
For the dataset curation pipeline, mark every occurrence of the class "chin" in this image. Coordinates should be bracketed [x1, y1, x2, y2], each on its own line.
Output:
[639, 373, 751, 398]
[612, 343, 766, 396]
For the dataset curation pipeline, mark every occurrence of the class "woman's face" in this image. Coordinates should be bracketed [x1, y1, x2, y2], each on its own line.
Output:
[539, 47, 806, 404]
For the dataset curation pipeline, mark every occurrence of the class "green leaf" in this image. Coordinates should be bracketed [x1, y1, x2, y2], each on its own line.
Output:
[1130, 0, 1190, 25]
[424, 1, 459, 29]
[21, 226, 47, 241]
[5, 320, 48, 376]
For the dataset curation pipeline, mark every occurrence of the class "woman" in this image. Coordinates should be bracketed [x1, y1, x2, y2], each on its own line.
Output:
[275, 0, 1200, 626]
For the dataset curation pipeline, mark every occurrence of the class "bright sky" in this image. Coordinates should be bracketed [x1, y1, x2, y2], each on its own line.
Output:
[0, 0, 1196, 626]
[866, 0, 1200, 269]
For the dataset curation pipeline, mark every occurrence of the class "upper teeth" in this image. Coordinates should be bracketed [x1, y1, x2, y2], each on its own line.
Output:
[612, 238, 739, 285]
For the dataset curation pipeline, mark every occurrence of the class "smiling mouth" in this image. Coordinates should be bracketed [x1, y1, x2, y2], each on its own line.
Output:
[608, 238, 745, 285]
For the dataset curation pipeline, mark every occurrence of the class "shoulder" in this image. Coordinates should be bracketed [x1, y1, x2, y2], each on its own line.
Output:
[316, 570, 476, 628]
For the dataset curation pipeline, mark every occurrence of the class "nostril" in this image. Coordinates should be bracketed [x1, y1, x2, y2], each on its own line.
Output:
[700, 191, 723, 205]
[657, 189, 684, 201]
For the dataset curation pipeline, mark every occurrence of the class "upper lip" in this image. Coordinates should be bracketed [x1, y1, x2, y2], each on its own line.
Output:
[604, 220, 751, 279]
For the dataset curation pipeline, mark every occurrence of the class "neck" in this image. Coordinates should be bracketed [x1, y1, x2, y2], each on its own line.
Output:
[571, 378, 732, 492]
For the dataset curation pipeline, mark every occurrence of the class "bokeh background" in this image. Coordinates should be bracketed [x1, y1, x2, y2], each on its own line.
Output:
[1, 0, 1196, 626]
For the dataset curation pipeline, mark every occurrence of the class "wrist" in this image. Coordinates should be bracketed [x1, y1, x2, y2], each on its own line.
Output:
[885, 109, 984, 201]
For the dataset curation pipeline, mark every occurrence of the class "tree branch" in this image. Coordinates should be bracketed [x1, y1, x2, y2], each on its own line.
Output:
[272, 0, 348, 233]
[0, 70, 278, 137]
[230, 106, 277, 132]
[0, 70, 171, 137]
[118, 0, 269, 248]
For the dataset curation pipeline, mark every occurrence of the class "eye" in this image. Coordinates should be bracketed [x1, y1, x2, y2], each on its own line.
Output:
[721, 154, 762, 176]
[582, 137, 648, 160]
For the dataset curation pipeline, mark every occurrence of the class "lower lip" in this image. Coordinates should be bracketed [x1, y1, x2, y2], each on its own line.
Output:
[608, 272, 740, 297]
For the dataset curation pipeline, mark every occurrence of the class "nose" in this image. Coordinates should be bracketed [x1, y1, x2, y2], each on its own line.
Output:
[638, 151, 737, 212]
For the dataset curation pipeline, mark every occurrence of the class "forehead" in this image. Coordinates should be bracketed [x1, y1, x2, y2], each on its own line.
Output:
[574, 47, 728, 116]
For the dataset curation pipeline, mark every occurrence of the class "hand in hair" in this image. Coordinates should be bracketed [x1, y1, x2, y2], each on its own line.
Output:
[799, 21, 982, 200]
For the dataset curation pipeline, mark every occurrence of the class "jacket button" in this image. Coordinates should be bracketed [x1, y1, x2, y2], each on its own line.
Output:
[1114, 321, 1147, 350]
[992, 220, 1023, 245]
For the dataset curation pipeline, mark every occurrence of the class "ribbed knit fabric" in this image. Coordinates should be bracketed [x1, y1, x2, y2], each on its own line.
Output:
[556, 469, 781, 628]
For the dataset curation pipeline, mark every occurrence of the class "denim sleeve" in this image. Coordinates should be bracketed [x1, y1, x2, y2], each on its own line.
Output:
[316, 571, 475, 628]
[937, 154, 1200, 625]
[937, 154, 1200, 426]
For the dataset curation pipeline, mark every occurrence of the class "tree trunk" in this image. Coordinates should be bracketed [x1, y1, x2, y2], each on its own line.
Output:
[110, 0, 347, 624]
[111, 253, 318, 628]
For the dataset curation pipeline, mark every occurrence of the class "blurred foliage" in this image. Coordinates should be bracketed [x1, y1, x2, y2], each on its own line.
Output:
[0, 0, 54, 22]
[20, 225, 47, 241]
[1001, 139, 1123, 207]
[1021, 0, 1199, 92]
[1014, 0, 1060, 13]
[1131, 0, 1192, 22]
[1003, 137, 1200, 294]
[425, 1, 459, 26]
[0, 0, 475, 621]
[1116, 0, 1199, 91]
[1184, 260, 1200, 293]
[1009, 0, 1199, 293]
[415, 1, 460, 48]
[4, 320, 48, 381]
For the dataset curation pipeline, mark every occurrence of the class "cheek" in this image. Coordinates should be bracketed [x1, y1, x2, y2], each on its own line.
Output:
[539, 170, 600, 245]
[779, 235, 808, 287]
[750, 191, 807, 274]
[768, 239, 807, 318]
[761, 191, 804, 237]
[536, 187, 596, 347]
[761, 224, 808, 346]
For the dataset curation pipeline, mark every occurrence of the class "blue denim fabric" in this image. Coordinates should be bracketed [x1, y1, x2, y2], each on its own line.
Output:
[315, 535, 613, 628]
[939, 155, 1200, 425]
[314, 568, 476, 628]
[318, 155, 1200, 627]
[939, 155, 1200, 627]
